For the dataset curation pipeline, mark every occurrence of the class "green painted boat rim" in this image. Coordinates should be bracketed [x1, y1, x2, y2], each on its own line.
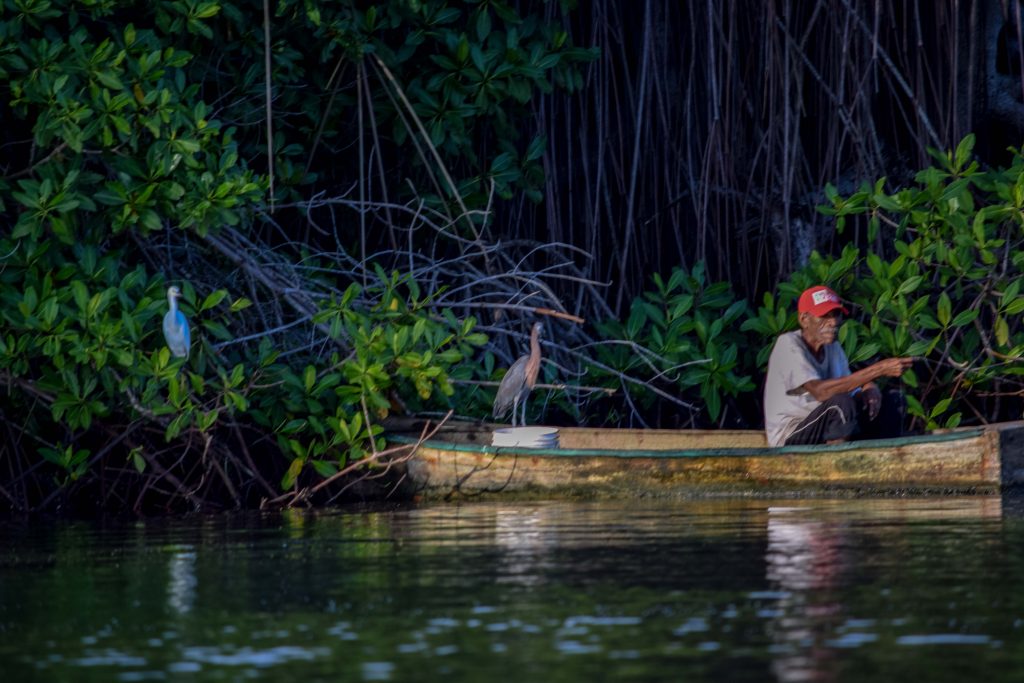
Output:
[386, 427, 987, 459]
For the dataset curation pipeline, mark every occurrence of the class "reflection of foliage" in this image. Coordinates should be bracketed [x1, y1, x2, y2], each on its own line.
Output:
[3, 502, 1013, 681]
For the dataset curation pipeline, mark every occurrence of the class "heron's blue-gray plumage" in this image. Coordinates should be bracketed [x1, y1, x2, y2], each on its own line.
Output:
[492, 322, 543, 426]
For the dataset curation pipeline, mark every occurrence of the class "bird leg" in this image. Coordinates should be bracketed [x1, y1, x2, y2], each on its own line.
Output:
[511, 396, 520, 427]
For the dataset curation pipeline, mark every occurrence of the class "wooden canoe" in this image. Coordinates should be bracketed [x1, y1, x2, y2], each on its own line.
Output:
[385, 420, 1024, 498]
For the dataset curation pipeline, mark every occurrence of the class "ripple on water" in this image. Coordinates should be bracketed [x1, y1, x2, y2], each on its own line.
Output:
[826, 632, 879, 648]
[115, 672, 166, 682]
[362, 661, 395, 681]
[72, 650, 148, 667]
[179, 645, 328, 667]
[3, 497, 1020, 682]
[673, 617, 709, 635]
[555, 639, 603, 655]
[326, 622, 358, 640]
[562, 615, 643, 628]
[896, 634, 994, 646]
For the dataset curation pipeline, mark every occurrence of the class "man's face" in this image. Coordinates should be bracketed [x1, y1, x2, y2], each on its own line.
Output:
[799, 309, 842, 349]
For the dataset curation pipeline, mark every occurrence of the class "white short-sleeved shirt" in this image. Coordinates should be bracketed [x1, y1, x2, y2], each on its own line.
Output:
[763, 330, 851, 446]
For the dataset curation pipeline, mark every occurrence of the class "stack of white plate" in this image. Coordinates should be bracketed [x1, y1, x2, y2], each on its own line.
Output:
[491, 426, 560, 449]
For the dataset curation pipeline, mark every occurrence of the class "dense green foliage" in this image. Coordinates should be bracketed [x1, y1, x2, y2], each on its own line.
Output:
[592, 264, 754, 426]
[0, 0, 591, 512]
[2, 0, 1023, 514]
[598, 135, 1024, 432]
[811, 134, 1024, 429]
[156, 0, 595, 208]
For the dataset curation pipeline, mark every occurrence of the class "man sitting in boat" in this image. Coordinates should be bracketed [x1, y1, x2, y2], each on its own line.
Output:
[763, 285, 914, 447]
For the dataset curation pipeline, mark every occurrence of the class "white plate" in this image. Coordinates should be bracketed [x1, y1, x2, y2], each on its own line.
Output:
[492, 427, 560, 448]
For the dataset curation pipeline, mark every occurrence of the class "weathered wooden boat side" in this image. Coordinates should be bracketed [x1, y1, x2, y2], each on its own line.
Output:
[386, 421, 1024, 498]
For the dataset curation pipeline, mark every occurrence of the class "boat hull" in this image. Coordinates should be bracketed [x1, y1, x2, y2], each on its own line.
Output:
[387, 422, 1024, 498]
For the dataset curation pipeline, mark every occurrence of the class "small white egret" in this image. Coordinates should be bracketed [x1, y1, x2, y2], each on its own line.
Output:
[163, 285, 191, 359]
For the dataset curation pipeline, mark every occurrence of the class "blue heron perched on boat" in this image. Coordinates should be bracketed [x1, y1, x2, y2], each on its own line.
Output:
[492, 321, 544, 426]
[162, 285, 191, 359]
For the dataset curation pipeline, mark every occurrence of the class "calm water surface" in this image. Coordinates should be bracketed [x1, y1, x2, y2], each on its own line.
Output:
[2, 497, 1024, 682]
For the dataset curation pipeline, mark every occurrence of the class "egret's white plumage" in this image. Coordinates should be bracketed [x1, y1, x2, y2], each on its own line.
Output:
[163, 286, 191, 359]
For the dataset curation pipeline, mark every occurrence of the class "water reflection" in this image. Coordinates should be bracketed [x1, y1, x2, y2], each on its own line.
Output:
[767, 507, 842, 591]
[167, 546, 197, 615]
[1, 497, 1022, 683]
[766, 507, 844, 682]
[494, 507, 552, 586]
[763, 498, 1007, 683]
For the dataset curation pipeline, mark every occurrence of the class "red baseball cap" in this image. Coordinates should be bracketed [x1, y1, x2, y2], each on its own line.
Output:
[797, 285, 849, 316]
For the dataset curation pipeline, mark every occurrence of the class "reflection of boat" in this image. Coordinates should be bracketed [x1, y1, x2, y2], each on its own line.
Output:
[385, 420, 1024, 498]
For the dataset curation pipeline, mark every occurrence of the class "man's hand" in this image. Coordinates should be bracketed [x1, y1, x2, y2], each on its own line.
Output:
[861, 386, 882, 420]
[858, 359, 914, 420]
[872, 357, 915, 378]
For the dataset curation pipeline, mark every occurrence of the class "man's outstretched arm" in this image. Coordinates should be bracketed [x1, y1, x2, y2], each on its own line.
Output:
[801, 357, 914, 403]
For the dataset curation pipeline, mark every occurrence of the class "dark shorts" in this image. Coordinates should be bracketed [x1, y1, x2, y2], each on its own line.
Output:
[784, 390, 905, 446]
